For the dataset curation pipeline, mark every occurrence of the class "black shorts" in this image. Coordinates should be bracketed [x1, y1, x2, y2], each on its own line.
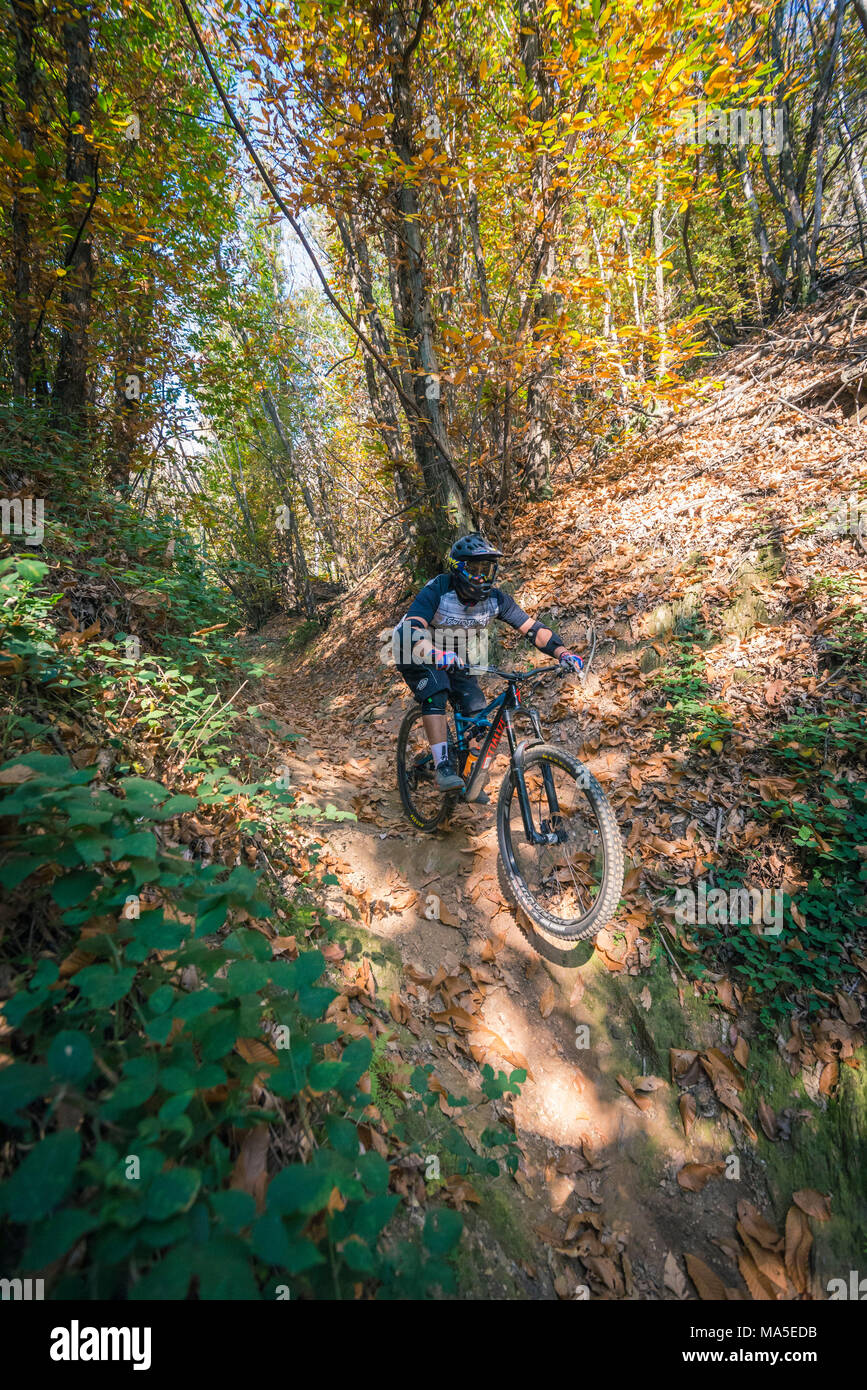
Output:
[398, 663, 488, 717]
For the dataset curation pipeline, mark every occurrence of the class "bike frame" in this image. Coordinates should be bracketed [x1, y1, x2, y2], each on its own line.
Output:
[450, 669, 565, 845]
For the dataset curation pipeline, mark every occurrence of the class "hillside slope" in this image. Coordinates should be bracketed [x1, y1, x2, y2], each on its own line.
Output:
[251, 271, 867, 1300]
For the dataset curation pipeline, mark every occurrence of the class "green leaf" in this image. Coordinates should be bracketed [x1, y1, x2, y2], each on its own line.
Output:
[50, 870, 101, 908]
[209, 1189, 255, 1232]
[340, 1235, 375, 1273]
[75, 964, 136, 1008]
[128, 1247, 193, 1299]
[325, 1115, 360, 1159]
[0, 1063, 50, 1123]
[267, 1164, 332, 1216]
[148, 984, 175, 1015]
[145, 1168, 201, 1221]
[48, 1030, 94, 1082]
[3, 988, 50, 1026]
[108, 830, 158, 861]
[357, 1151, 389, 1195]
[195, 1235, 260, 1299]
[351, 1193, 399, 1244]
[145, 1015, 173, 1044]
[423, 1208, 463, 1255]
[308, 1059, 345, 1091]
[108, 1054, 159, 1111]
[226, 960, 273, 995]
[0, 1131, 81, 1222]
[251, 1209, 294, 1265]
[24, 1208, 99, 1267]
[155, 794, 199, 818]
[158, 1091, 194, 1122]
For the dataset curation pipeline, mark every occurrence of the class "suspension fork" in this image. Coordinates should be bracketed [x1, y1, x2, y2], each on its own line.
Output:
[506, 709, 562, 845]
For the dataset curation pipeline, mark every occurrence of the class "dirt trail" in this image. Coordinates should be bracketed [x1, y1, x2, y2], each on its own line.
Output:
[245, 276, 867, 1297]
[253, 661, 774, 1301]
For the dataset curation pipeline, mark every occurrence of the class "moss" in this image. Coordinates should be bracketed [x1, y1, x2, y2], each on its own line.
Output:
[451, 1206, 527, 1299]
[743, 1045, 867, 1287]
[285, 618, 320, 652]
[582, 940, 717, 1077]
[640, 585, 703, 640]
[326, 915, 404, 990]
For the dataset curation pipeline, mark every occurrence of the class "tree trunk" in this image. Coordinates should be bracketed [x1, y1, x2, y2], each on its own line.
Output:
[53, 5, 96, 422]
[836, 43, 867, 260]
[652, 147, 668, 380]
[10, 0, 36, 398]
[517, 0, 557, 498]
[385, 4, 475, 552]
[335, 213, 416, 508]
[732, 142, 787, 294]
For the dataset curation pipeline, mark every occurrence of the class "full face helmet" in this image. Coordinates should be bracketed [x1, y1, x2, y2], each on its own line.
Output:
[446, 532, 504, 604]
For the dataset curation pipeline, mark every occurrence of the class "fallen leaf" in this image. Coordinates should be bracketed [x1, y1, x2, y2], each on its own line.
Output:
[663, 1250, 690, 1300]
[677, 1161, 725, 1192]
[230, 1122, 269, 1210]
[792, 1189, 831, 1221]
[235, 1038, 278, 1068]
[819, 1059, 838, 1095]
[670, 1048, 700, 1084]
[757, 1095, 779, 1141]
[736, 1200, 783, 1251]
[685, 1253, 727, 1300]
[539, 983, 556, 1018]
[679, 1092, 696, 1138]
[389, 992, 410, 1025]
[632, 1074, 666, 1093]
[835, 991, 861, 1026]
[0, 764, 35, 785]
[617, 1074, 651, 1111]
[784, 1205, 812, 1294]
[737, 1250, 776, 1301]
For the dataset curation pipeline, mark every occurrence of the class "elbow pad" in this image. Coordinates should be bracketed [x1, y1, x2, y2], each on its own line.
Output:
[393, 616, 430, 666]
[526, 620, 564, 657]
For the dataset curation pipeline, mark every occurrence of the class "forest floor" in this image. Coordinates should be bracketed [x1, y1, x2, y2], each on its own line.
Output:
[245, 270, 867, 1300]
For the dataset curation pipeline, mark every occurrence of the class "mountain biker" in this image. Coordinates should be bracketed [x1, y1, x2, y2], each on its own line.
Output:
[392, 532, 583, 793]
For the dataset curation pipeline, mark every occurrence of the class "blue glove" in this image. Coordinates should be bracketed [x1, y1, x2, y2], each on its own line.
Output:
[433, 648, 465, 671]
[559, 652, 583, 674]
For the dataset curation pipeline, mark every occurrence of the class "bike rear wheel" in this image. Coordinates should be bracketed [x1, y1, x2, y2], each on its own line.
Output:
[497, 744, 624, 940]
[396, 706, 460, 831]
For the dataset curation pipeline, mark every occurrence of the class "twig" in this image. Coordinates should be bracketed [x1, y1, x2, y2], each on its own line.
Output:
[653, 920, 686, 979]
[745, 365, 853, 441]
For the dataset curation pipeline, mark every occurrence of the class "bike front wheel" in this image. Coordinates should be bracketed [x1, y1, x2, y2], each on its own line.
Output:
[497, 743, 624, 940]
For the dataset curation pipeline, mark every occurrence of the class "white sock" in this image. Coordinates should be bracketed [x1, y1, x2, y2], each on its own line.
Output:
[431, 741, 447, 765]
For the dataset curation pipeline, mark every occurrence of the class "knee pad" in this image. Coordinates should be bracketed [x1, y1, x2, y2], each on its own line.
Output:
[459, 689, 487, 716]
[422, 690, 448, 714]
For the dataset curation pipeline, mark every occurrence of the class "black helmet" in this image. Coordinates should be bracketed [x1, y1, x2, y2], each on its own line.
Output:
[446, 532, 503, 604]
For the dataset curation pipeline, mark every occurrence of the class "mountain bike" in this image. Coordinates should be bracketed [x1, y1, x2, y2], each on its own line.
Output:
[396, 640, 624, 941]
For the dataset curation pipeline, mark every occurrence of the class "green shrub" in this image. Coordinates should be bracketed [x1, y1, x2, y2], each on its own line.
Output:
[0, 755, 519, 1297]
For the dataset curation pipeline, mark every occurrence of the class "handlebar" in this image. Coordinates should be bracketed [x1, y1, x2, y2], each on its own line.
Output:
[465, 663, 563, 682]
[447, 619, 598, 683]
